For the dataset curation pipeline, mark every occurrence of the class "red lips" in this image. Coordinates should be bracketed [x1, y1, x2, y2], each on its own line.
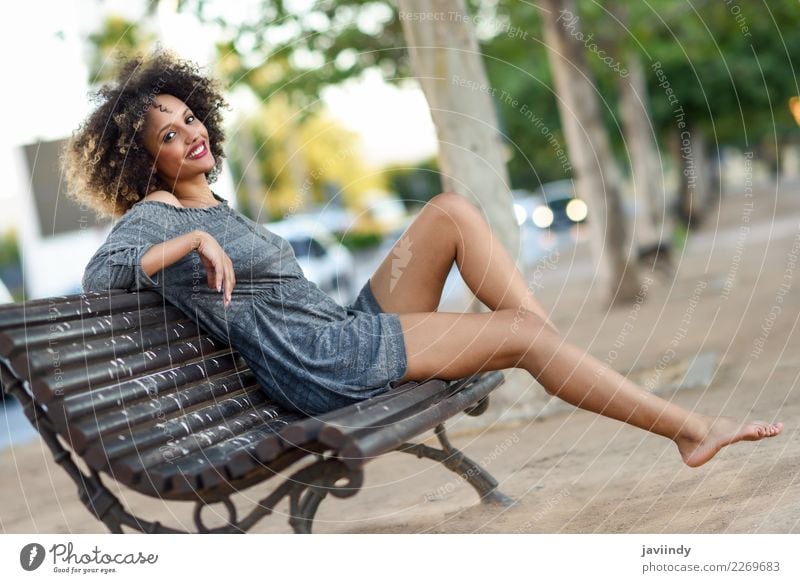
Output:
[186, 140, 208, 160]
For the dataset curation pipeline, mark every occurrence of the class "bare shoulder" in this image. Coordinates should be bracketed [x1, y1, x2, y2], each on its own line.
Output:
[142, 190, 183, 208]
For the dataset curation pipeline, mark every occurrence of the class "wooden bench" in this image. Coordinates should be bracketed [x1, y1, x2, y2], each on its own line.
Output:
[0, 289, 511, 533]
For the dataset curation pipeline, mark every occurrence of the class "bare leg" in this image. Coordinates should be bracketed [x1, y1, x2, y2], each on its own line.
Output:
[367, 192, 555, 327]
[367, 193, 783, 467]
[394, 308, 782, 467]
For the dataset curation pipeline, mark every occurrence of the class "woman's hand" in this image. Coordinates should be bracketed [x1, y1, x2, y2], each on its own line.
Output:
[193, 230, 236, 308]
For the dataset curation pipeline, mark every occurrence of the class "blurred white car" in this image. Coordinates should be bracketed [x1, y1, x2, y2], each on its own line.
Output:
[0, 277, 12, 305]
[265, 218, 357, 305]
[0, 278, 12, 399]
[361, 192, 408, 234]
[369, 198, 406, 229]
[303, 206, 355, 236]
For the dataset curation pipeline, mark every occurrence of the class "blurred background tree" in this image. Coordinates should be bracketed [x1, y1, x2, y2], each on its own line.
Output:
[228, 93, 387, 220]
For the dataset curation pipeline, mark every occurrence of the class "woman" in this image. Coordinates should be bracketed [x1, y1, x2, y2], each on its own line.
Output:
[63, 49, 781, 468]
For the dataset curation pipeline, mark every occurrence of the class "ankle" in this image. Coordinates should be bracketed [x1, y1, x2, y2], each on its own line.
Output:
[676, 414, 710, 444]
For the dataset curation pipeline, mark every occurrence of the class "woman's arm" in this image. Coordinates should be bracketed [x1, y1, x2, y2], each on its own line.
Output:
[83, 222, 236, 308]
[140, 230, 204, 277]
[141, 230, 236, 308]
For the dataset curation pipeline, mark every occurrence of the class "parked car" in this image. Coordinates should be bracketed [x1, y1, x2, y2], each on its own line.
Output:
[0, 277, 12, 305]
[514, 181, 588, 231]
[302, 206, 355, 236]
[512, 189, 545, 228]
[0, 279, 11, 399]
[362, 191, 408, 234]
[265, 218, 357, 305]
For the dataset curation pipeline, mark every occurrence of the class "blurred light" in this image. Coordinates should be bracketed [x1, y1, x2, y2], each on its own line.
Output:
[513, 203, 527, 226]
[790, 96, 800, 127]
[566, 199, 588, 222]
[532, 205, 554, 229]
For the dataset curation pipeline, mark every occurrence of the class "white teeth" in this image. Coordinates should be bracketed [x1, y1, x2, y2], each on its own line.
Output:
[188, 143, 205, 158]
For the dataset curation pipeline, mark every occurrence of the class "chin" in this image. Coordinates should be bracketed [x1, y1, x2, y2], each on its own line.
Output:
[176, 160, 215, 178]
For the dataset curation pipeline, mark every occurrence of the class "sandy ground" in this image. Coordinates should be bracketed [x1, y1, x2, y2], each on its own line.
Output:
[1, 180, 798, 534]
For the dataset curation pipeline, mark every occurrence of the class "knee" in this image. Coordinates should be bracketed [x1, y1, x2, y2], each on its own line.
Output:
[510, 307, 553, 338]
[511, 309, 561, 374]
[427, 192, 482, 227]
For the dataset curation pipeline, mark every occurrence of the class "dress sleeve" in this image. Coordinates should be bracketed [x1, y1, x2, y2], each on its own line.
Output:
[81, 212, 166, 292]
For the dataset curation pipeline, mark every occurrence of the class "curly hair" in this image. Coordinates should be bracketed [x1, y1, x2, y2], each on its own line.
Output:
[61, 48, 230, 218]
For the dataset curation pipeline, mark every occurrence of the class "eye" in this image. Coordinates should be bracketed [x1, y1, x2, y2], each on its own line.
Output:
[162, 116, 195, 143]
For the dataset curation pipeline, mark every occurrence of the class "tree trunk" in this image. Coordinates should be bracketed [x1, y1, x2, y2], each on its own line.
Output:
[539, 0, 640, 305]
[397, 0, 521, 312]
[675, 125, 714, 228]
[398, 0, 541, 427]
[618, 51, 673, 274]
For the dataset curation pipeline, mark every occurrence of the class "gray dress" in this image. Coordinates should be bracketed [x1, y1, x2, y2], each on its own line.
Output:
[81, 191, 408, 415]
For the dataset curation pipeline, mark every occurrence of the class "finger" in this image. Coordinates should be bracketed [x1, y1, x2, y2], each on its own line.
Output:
[214, 260, 222, 293]
[205, 264, 216, 289]
[227, 256, 236, 293]
[225, 260, 234, 306]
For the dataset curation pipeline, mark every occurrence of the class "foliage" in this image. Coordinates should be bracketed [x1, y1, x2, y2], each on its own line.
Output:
[590, 0, 800, 148]
[230, 94, 387, 220]
[92, 0, 800, 198]
[183, 0, 411, 110]
[86, 14, 158, 83]
[383, 158, 442, 208]
[0, 229, 20, 267]
[334, 230, 383, 250]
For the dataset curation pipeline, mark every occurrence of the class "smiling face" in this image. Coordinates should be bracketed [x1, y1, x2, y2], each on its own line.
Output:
[142, 93, 215, 184]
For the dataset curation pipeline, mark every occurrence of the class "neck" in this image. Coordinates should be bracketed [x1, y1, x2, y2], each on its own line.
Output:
[167, 175, 217, 208]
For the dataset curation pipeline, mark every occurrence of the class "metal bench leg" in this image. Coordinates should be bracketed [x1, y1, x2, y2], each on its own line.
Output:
[231, 457, 364, 534]
[288, 487, 328, 534]
[395, 424, 515, 507]
[4, 380, 185, 534]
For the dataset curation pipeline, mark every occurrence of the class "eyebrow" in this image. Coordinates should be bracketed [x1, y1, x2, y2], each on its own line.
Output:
[156, 107, 191, 138]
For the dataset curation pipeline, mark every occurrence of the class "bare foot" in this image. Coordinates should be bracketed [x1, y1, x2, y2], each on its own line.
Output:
[675, 416, 784, 468]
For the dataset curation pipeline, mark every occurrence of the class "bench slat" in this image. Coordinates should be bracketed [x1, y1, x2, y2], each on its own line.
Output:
[58, 352, 245, 421]
[0, 305, 186, 355]
[0, 289, 127, 315]
[69, 370, 258, 454]
[29, 336, 226, 403]
[315, 379, 451, 449]
[339, 371, 505, 469]
[276, 380, 427, 448]
[109, 402, 289, 486]
[83, 385, 267, 469]
[154, 417, 306, 494]
[2, 306, 191, 354]
[21, 318, 201, 375]
[0, 291, 162, 330]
